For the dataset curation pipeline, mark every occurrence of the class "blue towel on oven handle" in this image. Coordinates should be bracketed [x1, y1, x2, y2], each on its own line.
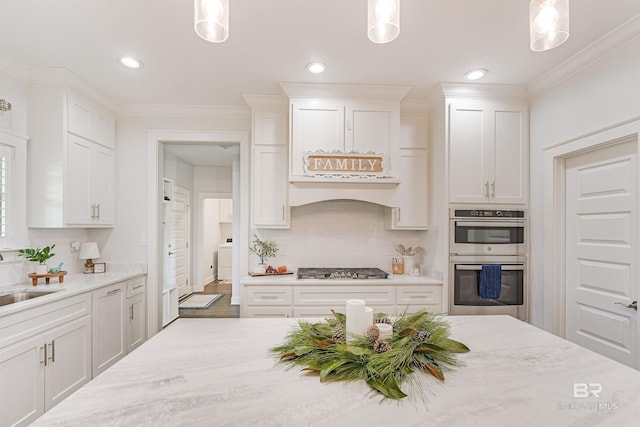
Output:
[480, 264, 502, 299]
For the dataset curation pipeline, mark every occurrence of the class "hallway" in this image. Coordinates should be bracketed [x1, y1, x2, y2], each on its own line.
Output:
[178, 281, 239, 318]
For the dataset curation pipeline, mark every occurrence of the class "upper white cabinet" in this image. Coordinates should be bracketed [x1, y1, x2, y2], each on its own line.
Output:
[448, 99, 528, 204]
[386, 113, 429, 229]
[289, 99, 398, 178]
[218, 198, 233, 223]
[27, 83, 116, 227]
[243, 95, 291, 229]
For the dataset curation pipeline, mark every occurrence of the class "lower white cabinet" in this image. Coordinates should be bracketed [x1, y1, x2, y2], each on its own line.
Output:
[217, 244, 232, 281]
[0, 295, 91, 427]
[241, 282, 443, 318]
[92, 282, 126, 377]
[126, 277, 146, 353]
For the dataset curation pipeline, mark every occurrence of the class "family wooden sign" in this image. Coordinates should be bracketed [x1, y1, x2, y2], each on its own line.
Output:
[304, 151, 388, 178]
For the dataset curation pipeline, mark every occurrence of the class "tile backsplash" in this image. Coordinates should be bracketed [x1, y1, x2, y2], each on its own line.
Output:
[254, 200, 428, 273]
[0, 228, 88, 287]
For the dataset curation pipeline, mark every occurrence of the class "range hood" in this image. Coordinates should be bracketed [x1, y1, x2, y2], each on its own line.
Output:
[288, 179, 400, 207]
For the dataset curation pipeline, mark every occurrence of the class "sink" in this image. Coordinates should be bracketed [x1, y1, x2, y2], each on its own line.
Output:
[0, 289, 62, 307]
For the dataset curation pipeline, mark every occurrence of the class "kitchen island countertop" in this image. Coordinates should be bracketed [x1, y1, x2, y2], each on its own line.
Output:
[31, 315, 640, 426]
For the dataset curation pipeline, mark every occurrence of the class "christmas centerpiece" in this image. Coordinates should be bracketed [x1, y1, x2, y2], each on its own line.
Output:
[271, 303, 470, 403]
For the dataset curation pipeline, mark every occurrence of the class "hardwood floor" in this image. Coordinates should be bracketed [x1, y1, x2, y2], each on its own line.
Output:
[178, 281, 239, 318]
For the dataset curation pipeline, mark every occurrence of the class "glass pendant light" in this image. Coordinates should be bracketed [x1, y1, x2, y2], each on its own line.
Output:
[194, 0, 229, 43]
[529, 0, 569, 51]
[367, 0, 400, 44]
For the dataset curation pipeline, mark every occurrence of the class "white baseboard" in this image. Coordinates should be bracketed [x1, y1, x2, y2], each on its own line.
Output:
[230, 296, 240, 305]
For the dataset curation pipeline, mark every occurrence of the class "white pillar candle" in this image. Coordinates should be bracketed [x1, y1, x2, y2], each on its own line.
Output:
[365, 306, 374, 327]
[377, 323, 393, 340]
[346, 299, 367, 341]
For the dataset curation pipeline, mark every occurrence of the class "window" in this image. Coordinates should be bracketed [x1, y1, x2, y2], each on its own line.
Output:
[0, 144, 12, 248]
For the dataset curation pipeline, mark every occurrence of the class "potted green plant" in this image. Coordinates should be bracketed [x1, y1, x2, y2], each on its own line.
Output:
[249, 234, 278, 273]
[18, 245, 56, 275]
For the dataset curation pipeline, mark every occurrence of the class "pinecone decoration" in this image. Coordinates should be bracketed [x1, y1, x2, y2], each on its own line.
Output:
[375, 316, 391, 325]
[414, 330, 432, 342]
[332, 324, 346, 342]
[365, 325, 380, 342]
[373, 339, 392, 354]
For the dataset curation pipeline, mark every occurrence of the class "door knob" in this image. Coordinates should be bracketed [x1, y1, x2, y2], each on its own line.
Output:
[615, 300, 637, 311]
[168, 251, 175, 255]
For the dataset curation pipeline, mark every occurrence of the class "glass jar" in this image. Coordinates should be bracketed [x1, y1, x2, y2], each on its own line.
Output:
[391, 257, 404, 274]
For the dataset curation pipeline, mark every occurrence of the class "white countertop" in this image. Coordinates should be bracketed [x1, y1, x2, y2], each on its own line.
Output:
[31, 315, 640, 426]
[0, 268, 146, 318]
[241, 273, 443, 285]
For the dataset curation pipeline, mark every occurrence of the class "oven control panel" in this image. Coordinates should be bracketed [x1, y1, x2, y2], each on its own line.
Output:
[453, 209, 525, 218]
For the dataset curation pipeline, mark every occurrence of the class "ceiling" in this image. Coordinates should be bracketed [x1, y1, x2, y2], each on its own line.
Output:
[164, 143, 239, 167]
[2, 0, 640, 108]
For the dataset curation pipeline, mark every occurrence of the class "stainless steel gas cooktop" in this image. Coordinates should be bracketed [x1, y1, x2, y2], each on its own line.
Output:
[297, 268, 389, 280]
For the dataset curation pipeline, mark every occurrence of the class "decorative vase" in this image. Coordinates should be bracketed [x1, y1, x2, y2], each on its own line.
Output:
[253, 264, 267, 274]
[34, 264, 48, 275]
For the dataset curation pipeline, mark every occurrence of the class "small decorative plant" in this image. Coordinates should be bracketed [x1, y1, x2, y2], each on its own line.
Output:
[395, 244, 422, 256]
[18, 245, 56, 264]
[249, 235, 278, 265]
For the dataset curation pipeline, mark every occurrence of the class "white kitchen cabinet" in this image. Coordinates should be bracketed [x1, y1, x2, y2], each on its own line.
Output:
[396, 285, 443, 314]
[67, 93, 115, 149]
[92, 282, 126, 376]
[217, 244, 232, 281]
[249, 108, 290, 228]
[448, 99, 528, 204]
[66, 133, 115, 225]
[289, 99, 399, 178]
[218, 198, 233, 223]
[125, 277, 146, 353]
[0, 294, 91, 427]
[27, 83, 116, 228]
[241, 281, 443, 318]
[386, 113, 429, 229]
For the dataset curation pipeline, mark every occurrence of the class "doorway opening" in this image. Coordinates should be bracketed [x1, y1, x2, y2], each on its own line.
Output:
[147, 130, 250, 335]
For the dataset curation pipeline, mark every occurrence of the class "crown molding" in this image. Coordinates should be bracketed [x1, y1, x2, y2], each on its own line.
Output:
[438, 82, 529, 102]
[27, 66, 117, 110]
[279, 82, 411, 101]
[529, 13, 640, 99]
[0, 51, 29, 82]
[241, 94, 288, 109]
[117, 103, 250, 119]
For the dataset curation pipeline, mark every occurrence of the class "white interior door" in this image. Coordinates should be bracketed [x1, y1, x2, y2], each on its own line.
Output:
[168, 187, 191, 298]
[565, 140, 638, 368]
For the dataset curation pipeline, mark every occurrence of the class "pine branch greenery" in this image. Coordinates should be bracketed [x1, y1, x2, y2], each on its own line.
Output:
[270, 309, 470, 402]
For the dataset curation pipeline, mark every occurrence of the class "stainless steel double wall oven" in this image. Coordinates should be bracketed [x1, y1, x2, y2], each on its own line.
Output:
[449, 209, 527, 320]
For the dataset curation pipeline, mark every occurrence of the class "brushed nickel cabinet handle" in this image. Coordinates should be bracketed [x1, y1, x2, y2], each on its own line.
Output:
[107, 289, 121, 296]
[48, 341, 55, 363]
[615, 300, 638, 311]
[484, 181, 490, 199]
[491, 181, 495, 198]
[41, 345, 47, 366]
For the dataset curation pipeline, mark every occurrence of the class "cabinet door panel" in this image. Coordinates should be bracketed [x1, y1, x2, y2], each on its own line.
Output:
[127, 294, 146, 353]
[449, 103, 489, 203]
[493, 107, 528, 203]
[0, 336, 44, 427]
[67, 96, 92, 140]
[92, 284, 126, 376]
[44, 316, 91, 410]
[290, 102, 344, 176]
[391, 149, 428, 229]
[351, 109, 391, 154]
[91, 145, 115, 225]
[252, 146, 289, 227]
[66, 134, 93, 224]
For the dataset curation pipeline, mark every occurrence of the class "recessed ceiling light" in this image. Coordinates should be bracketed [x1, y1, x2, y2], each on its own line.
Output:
[306, 62, 327, 74]
[120, 56, 143, 69]
[464, 68, 488, 81]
